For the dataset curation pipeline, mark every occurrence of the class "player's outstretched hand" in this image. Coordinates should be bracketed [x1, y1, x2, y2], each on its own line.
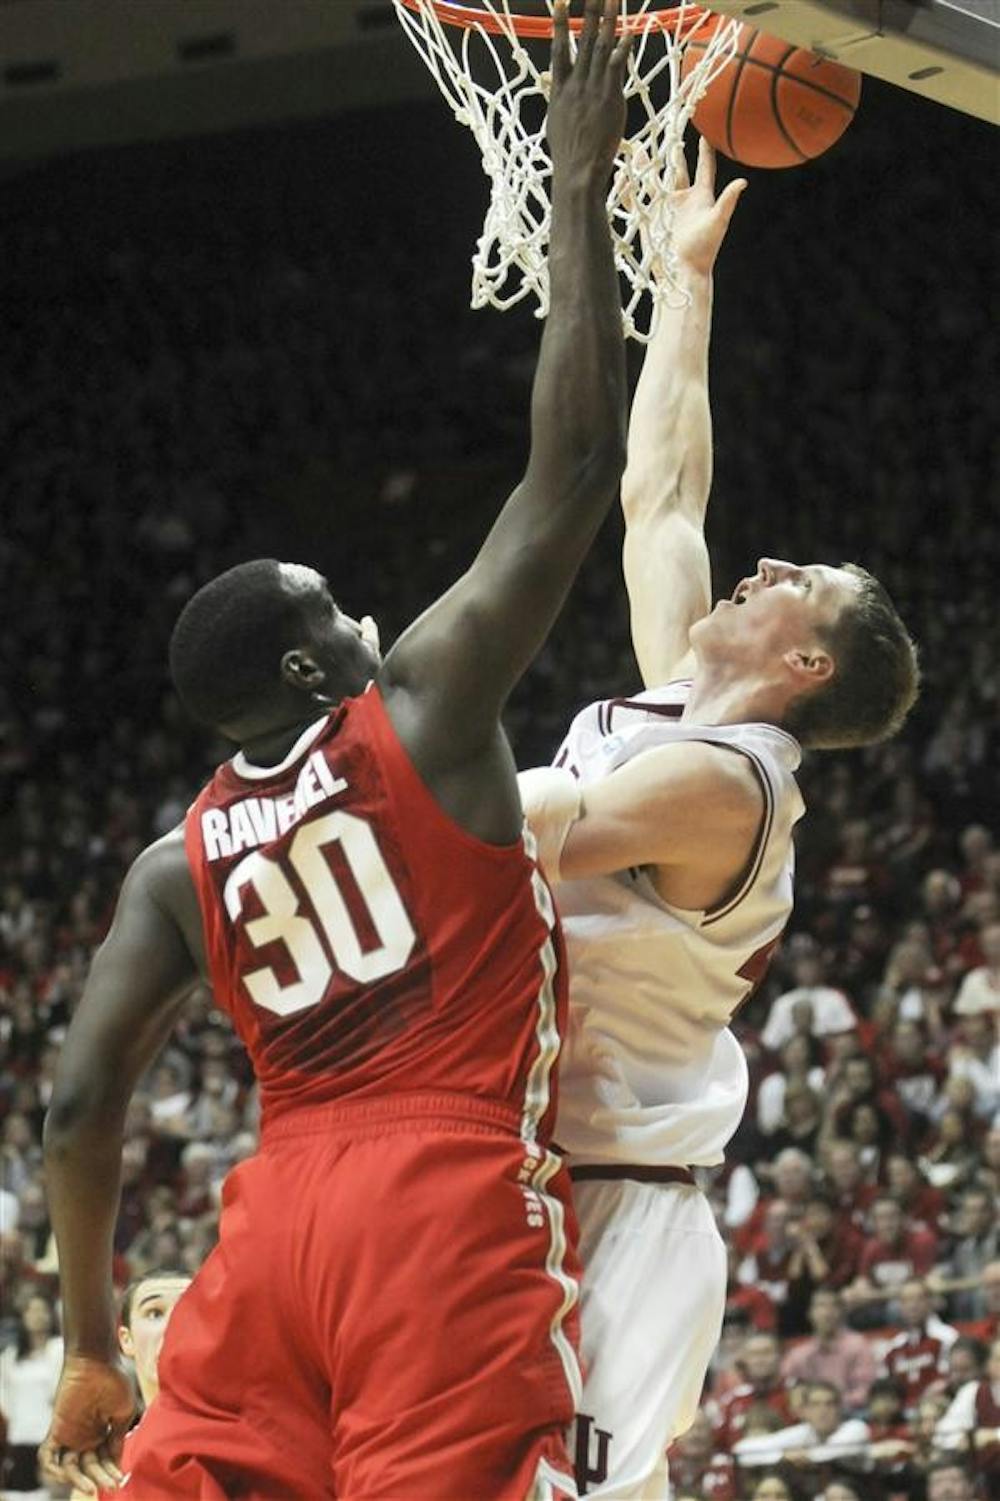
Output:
[39, 1355, 136, 1496]
[671, 135, 747, 276]
[546, 0, 632, 185]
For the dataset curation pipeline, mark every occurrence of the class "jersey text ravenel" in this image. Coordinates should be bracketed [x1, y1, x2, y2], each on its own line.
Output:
[186, 685, 566, 1135]
[552, 682, 805, 1168]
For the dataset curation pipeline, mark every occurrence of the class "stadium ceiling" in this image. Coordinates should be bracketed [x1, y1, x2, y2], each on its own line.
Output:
[0, 0, 996, 166]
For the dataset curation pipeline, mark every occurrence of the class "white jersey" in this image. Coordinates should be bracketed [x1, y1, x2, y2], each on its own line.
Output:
[552, 681, 805, 1169]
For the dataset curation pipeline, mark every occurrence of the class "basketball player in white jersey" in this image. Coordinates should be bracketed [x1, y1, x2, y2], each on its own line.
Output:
[519, 139, 919, 1499]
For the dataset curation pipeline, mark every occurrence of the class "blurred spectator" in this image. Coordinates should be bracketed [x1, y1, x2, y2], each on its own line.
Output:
[737, 1203, 797, 1333]
[929, 1338, 989, 1407]
[934, 1336, 1000, 1497]
[947, 1013, 1000, 1120]
[711, 1334, 793, 1450]
[666, 1409, 737, 1501]
[965, 1262, 1000, 1345]
[783, 1194, 864, 1334]
[881, 1278, 959, 1415]
[845, 1196, 939, 1326]
[760, 950, 856, 1052]
[779, 1289, 875, 1412]
[0, 1293, 63, 1495]
[747, 1477, 792, 1501]
[931, 1189, 1000, 1320]
[924, 1457, 979, 1501]
[822, 1140, 878, 1228]
[756, 1035, 826, 1138]
[884, 1150, 946, 1231]
[732, 1380, 870, 1472]
[953, 921, 1000, 1016]
[865, 1375, 908, 1441]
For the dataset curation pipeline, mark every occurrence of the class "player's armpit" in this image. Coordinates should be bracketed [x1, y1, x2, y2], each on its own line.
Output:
[558, 741, 763, 889]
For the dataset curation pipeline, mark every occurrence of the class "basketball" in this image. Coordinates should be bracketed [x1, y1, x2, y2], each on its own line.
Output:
[683, 23, 862, 169]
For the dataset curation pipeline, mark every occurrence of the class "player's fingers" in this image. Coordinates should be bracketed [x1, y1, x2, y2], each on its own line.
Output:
[576, 0, 603, 75]
[38, 1439, 66, 1484]
[716, 176, 748, 223]
[671, 140, 690, 190]
[596, 0, 619, 57]
[610, 21, 633, 75]
[550, 0, 571, 88]
[61, 1454, 98, 1496]
[695, 133, 716, 190]
[81, 1447, 123, 1491]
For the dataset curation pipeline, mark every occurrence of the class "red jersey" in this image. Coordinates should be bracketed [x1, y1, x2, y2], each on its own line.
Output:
[667, 1448, 737, 1499]
[883, 1326, 953, 1412]
[859, 1228, 938, 1289]
[185, 689, 567, 1135]
[712, 1380, 793, 1450]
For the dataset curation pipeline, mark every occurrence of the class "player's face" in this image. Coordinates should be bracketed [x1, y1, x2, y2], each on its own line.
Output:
[693, 558, 860, 671]
[290, 568, 381, 695]
[119, 1277, 191, 1398]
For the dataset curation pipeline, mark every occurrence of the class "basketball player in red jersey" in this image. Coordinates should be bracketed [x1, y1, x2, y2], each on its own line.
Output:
[39, 6, 631, 1497]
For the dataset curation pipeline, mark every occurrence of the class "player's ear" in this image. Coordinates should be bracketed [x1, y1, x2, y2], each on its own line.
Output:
[118, 1324, 134, 1359]
[280, 649, 325, 694]
[782, 646, 834, 686]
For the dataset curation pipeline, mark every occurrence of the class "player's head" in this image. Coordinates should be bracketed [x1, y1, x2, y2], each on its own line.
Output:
[118, 1268, 191, 1407]
[169, 560, 381, 740]
[691, 558, 919, 749]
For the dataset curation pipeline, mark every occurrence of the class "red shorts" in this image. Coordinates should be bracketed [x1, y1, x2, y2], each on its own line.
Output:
[126, 1095, 581, 1500]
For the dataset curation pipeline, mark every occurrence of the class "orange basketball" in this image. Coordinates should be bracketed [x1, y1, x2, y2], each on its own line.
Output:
[682, 23, 861, 169]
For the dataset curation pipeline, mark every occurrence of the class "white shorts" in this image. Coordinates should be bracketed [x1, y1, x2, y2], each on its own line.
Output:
[569, 1176, 727, 1500]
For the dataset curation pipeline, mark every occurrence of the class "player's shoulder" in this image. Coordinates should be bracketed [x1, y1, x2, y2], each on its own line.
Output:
[120, 828, 199, 935]
[128, 826, 189, 889]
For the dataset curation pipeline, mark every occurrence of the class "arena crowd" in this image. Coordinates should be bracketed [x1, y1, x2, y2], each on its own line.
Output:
[0, 74, 997, 1501]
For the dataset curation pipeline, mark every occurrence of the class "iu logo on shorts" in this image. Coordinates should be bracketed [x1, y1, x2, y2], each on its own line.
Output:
[574, 1413, 612, 1495]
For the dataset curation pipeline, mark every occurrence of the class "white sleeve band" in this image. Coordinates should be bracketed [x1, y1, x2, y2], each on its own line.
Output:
[517, 766, 583, 884]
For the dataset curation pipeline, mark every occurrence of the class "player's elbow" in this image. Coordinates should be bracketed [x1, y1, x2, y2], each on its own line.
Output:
[44, 1074, 124, 1156]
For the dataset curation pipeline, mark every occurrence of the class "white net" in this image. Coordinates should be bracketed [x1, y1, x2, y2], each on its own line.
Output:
[393, 0, 740, 341]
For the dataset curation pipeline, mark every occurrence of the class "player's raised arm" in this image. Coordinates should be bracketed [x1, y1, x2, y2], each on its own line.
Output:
[40, 833, 202, 1496]
[379, 0, 630, 841]
[621, 139, 745, 686]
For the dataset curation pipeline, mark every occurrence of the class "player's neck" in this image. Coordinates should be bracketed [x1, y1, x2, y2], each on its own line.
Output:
[239, 707, 330, 769]
[682, 663, 790, 732]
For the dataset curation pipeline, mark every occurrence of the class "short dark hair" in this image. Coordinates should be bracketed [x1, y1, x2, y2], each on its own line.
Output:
[169, 559, 318, 729]
[784, 564, 920, 750]
[120, 1267, 189, 1329]
[868, 1376, 904, 1403]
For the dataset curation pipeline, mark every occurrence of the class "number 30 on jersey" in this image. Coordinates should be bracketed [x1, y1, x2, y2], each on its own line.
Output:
[223, 811, 416, 1017]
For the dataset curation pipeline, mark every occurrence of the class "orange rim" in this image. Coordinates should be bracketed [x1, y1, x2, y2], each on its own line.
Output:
[396, 0, 714, 41]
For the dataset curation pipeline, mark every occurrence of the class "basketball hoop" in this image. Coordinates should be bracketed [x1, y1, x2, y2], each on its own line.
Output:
[393, 0, 740, 341]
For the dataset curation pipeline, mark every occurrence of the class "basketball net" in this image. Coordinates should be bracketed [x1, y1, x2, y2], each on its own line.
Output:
[393, 0, 739, 341]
